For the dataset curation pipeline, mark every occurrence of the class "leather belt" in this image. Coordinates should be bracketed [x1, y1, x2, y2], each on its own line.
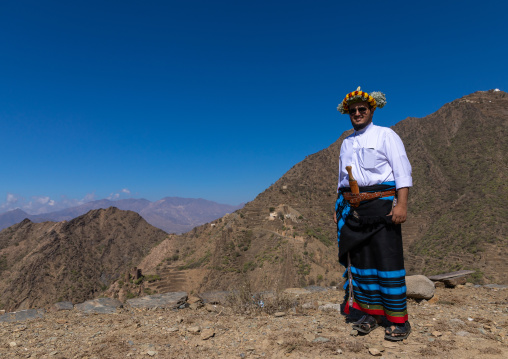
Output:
[342, 189, 396, 207]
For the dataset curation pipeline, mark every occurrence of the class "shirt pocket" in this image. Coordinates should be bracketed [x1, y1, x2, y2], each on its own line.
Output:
[360, 148, 378, 169]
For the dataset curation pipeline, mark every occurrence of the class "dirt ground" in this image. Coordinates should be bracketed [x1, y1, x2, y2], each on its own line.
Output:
[1, 285, 506, 359]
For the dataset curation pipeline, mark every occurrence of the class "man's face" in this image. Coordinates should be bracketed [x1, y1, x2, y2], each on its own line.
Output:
[348, 101, 374, 131]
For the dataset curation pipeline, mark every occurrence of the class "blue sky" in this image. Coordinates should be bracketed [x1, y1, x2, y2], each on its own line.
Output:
[1, 0, 506, 213]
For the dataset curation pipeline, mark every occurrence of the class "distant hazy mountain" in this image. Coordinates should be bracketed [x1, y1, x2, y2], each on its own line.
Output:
[0, 209, 30, 231]
[0, 197, 243, 233]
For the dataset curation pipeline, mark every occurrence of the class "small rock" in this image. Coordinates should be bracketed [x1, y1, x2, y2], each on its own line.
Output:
[450, 318, 465, 325]
[350, 329, 359, 336]
[336, 349, 343, 354]
[468, 317, 474, 321]
[318, 303, 342, 312]
[428, 295, 439, 304]
[304, 333, 316, 342]
[432, 331, 442, 337]
[456, 331, 470, 337]
[189, 302, 203, 310]
[187, 295, 202, 304]
[276, 339, 284, 345]
[443, 276, 466, 288]
[382, 342, 397, 349]
[302, 302, 316, 309]
[146, 351, 157, 356]
[369, 347, 382, 356]
[201, 329, 215, 340]
[9, 342, 17, 347]
[49, 351, 58, 356]
[167, 327, 179, 333]
[204, 304, 218, 312]
[187, 326, 201, 333]
[274, 312, 285, 317]
[312, 337, 330, 343]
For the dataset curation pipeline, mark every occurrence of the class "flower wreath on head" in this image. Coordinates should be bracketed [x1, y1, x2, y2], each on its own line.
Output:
[337, 86, 387, 114]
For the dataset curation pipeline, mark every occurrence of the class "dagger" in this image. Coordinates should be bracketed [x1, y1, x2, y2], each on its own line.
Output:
[345, 166, 360, 195]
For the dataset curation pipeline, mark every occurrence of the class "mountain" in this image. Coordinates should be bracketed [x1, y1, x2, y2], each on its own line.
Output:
[394, 89, 507, 282]
[133, 90, 507, 295]
[137, 197, 246, 234]
[0, 197, 243, 234]
[0, 207, 168, 311]
[0, 209, 30, 231]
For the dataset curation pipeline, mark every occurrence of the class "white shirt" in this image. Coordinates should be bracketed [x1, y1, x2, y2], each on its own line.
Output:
[337, 122, 412, 190]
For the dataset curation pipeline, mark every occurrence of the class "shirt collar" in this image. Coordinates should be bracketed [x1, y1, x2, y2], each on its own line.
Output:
[354, 121, 374, 135]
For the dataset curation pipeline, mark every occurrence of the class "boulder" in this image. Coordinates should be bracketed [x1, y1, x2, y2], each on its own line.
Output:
[0, 309, 45, 323]
[75, 298, 123, 314]
[406, 275, 435, 299]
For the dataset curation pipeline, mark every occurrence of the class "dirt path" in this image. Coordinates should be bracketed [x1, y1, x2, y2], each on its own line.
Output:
[1, 285, 506, 358]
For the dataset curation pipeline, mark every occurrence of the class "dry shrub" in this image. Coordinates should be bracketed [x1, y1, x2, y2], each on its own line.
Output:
[433, 319, 452, 332]
[431, 339, 457, 352]
[346, 340, 363, 353]
[226, 280, 298, 315]
[226, 282, 253, 314]
[419, 346, 439, 357]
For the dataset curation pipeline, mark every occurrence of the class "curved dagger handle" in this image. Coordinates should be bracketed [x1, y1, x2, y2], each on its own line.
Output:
[345, 166, 355, 181]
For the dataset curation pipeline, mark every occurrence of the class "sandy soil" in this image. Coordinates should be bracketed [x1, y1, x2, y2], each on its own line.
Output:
[1, 285, 506, 358]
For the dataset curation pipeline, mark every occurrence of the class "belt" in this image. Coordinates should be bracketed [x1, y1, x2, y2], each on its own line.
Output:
[342, 189, 396, 207]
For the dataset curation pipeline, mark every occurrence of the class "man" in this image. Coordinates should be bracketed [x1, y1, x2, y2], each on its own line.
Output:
[334, 87, 412, 341]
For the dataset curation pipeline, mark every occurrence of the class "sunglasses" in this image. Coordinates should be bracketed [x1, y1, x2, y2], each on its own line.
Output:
[348, 107, 368, 115]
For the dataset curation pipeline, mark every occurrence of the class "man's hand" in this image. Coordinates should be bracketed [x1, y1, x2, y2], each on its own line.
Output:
[388, 187, 409, 225]
[333, 210, 338, 224]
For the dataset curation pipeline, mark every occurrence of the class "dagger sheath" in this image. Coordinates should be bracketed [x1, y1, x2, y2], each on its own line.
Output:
[345, 166, 360, 194]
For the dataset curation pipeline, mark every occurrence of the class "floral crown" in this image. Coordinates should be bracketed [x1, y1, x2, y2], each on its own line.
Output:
[337, 86, 387, 114]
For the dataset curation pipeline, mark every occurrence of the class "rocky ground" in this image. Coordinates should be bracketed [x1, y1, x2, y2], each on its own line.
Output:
[0, 284, 506, 359]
